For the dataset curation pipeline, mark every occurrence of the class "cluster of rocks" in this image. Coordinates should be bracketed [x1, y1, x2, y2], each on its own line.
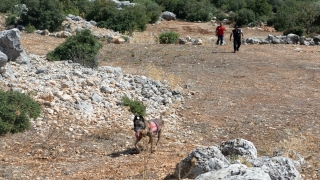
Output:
[175, 138, 304, 180]
[246, 34, 320, 46]
[179, 36, 203, 45]
[0, 28, 184, 138]
[112, 0, 136, 9]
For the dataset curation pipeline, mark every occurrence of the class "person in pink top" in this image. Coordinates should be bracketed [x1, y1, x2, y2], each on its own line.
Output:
[216, 22, 226, 45]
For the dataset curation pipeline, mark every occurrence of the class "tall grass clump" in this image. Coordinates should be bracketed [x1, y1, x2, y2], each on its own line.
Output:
[0, 90, 41, 135]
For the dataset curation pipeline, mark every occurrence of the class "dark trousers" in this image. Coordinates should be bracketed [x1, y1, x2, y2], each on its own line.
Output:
[216, 35, 224, 45]
[233, 38, 241, 51]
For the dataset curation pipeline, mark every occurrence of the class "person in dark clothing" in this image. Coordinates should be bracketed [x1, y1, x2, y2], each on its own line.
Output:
[230, 25, 244, 53]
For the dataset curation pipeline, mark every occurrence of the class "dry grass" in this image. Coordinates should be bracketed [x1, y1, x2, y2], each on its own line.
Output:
[146, 63, 181, 90]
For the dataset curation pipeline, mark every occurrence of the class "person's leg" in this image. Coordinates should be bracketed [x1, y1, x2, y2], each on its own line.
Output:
[220, 35, 224, 45]
[236, 38, 241, 51]
[233, 39, 237, 52]
[217, 35, 221, 45]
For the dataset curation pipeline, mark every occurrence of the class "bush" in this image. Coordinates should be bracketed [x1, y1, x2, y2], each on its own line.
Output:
[86, 0, 148, 34]
[133, 0, 162, 24]
[213, 9, 228, 21]
[0, 90, 41, 135]
[60, 0, 93, 16]
[121, 96, 146, 116]
[283, 27, 304, 36]
[154, 0, 180, 13]
[19, 0, 64, 32]
[46, 29, 102, 68]
[5, 14, 17, 26]
[25, 24, 36, 33]
[0, 0, 20, 13]
[230, 8, 256, 27]
[175, 0, 213, 22]
[159, 31, 180, 44]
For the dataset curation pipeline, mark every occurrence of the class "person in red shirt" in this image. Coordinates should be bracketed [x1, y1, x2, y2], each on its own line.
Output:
[216, 22, 226, 45]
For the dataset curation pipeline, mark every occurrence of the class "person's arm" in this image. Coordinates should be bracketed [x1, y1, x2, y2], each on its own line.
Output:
[230, 32, 233, 41]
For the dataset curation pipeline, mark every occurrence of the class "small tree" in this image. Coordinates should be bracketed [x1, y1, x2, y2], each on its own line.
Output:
[20, 0, 64, 32]
[46, 29, 102, 68]
[0, 90, 41, 135]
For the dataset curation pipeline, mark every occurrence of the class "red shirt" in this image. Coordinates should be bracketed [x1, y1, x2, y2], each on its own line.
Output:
[216, 25, 226, 35]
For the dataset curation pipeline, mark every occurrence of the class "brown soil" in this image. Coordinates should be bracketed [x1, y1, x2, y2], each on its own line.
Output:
[1, 20, 320, 179]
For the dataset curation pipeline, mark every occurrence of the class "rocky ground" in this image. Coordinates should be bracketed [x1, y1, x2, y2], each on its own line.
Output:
[1, 19, 320, 179]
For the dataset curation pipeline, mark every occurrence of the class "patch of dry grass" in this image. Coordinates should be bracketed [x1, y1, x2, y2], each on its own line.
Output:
[131, 31, 158, 44]
[146, 64, 181, 90]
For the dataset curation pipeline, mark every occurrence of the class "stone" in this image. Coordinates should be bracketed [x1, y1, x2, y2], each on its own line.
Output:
[195, 164, 271, 180]
[174, 146, 230, 179]
[0, 51, 8, 67]
[220, 138, 257, 159]
[0, 29, 30, 65]
[160, 11, 176, 21]
[247, 156, 302, 180]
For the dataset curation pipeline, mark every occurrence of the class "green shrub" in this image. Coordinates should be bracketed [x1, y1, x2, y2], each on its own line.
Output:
[283, 27, 304, 36]
[20, 0, 64, 32]
[25, 24, 36, 33]
[175, 0, 213, 22]
[213, 9, 228, 21]
[154, 0, 180, 13]
[60, 0, 93, 16]
[86, 0, 148, 34]
[5, 13, 17, 26]
[133, 0, 162, 24]
[159, 31, 180, 44]
[0, 0, 20, 13]
[121, 96, 146, 116]
[230, 8, 256, 27]
[46, 29, 102, 68]
[0, 90, 41, 135]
